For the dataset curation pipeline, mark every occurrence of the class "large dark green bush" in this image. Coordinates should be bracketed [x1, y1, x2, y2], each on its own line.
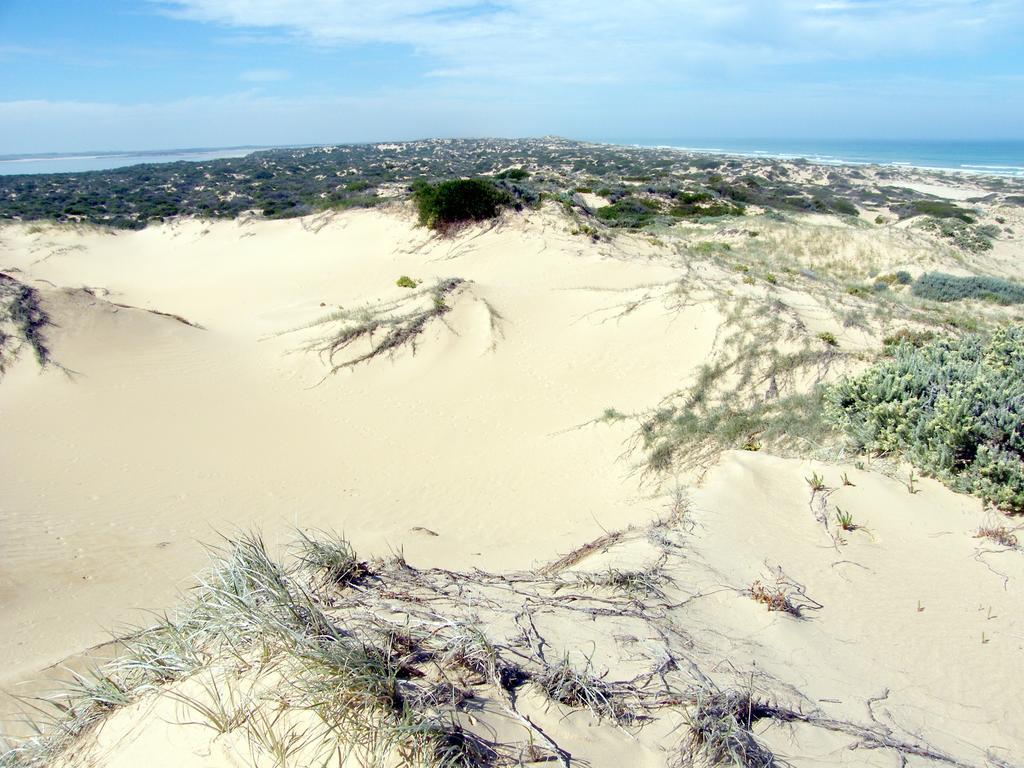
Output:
[911, 272, 1024, 304]
[826, 326, 1024, 512]
[411, 178, 511, 230]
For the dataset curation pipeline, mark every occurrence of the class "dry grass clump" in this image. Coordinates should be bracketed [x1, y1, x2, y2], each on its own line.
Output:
[748, 566, 820, 618]
[570, 566, 667, 598]
[535, 656, 633, 723]
[975, 524, 1019, 548]
[0, 273, 51, 375]
[0, 530, 508, 768]
[293, 277, 465, 372]
[681, 688, 778, 768]
[749, 581, 799, 616]
[295, 528, 370, 586]
[1, 525, 975, 768]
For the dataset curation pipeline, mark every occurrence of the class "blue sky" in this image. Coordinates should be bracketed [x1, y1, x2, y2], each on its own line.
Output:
[1, 0, 1022, 152]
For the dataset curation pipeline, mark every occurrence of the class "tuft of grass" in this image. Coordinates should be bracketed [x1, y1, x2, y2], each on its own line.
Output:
[295, 529, 368, 587]
[805, 472, 826, 492]
[834, 508, 858, 532]
[683, 687, 778, 768]
[535, 656, 628, 723]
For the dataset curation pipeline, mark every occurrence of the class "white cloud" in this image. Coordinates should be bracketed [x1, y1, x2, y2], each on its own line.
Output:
[239, 68, 290, 82]
[154, 0, 1023, 84]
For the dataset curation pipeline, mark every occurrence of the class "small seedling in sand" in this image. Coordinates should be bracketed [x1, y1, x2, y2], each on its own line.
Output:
[806, 472, 826, 492]
[741, 436, 762, 451]
[841, 472, 855, 487]
[906, 470, 920, 495]
[835, 507, 858, 532]
[395, 275, 417, 289]
[817, 331, 838, 347]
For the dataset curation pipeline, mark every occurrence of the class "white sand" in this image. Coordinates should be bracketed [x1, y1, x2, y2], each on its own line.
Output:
[2, 202, 1022, 766]
[0, 209, 720, 693]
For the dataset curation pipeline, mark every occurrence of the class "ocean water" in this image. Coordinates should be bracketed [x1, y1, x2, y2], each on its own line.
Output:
[0, 147, 265, 176]
[608, 138, 1024, 177]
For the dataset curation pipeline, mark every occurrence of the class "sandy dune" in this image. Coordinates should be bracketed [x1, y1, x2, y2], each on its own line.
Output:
[0, 209, 719, 696]
[2, 202, 1023, 766]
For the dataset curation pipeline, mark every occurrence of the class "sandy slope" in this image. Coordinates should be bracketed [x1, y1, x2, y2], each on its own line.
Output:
[0, 208, 719, 699]
[2, 204, 1023, 766]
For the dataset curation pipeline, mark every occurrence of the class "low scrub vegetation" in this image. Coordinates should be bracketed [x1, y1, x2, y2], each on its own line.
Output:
[919, 218, 997, 252]
[594, 196, 660, 228]
[911, 272, 1024, 305]
[827, 325, 1024, 513]
[412, 179, 511, 231]
[900, 200, 976, 222]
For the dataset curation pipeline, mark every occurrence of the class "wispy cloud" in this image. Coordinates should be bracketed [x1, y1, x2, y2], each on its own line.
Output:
[155, 0, 1024, 85]
[239, 68, 289, 82]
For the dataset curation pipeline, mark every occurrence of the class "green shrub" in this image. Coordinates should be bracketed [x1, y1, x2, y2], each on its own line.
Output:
[817, 331, 838, 347]
[670, 200, 745, 219]
[920, 218, 995, 252]
[595, 197, 660, 228]
[882, 328, 935, 350]
[829, 199, 859, 216]
[494, 168, 530, 181]
[826, 326, 1024, 512]
[910, 200, 975, 222]
[396, 275, 417, 289]
[912, 272, 1024, 305]
[411, 178, 511, 230]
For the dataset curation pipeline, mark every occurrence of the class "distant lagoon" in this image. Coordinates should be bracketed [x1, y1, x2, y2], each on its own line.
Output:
[608, 138, 1024, 177]
[0, 146, 266, 176]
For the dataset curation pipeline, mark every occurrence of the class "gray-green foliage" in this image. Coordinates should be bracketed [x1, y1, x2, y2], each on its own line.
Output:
[826, 325, 1024, 512]
[919, 217, 995, 252]
[911, 272, 1024, 305]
